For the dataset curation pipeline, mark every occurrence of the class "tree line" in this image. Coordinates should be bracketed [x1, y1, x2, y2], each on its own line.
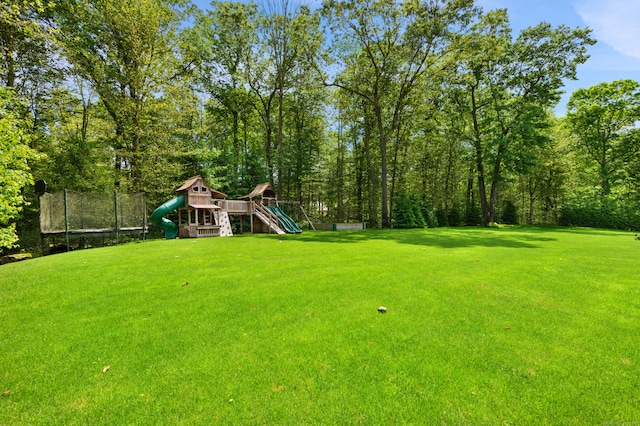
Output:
[2, 0, 639, 252]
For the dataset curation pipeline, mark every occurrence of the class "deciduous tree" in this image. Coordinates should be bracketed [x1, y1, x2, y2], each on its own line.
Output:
[453, 9, 594, 223]
[0, 88, 38, 251]
[567, 79, 640, 199]
[54, 0, 190, 190]
[321, 0, 476, 227]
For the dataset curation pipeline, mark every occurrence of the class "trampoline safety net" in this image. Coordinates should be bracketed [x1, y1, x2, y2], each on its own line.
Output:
[39, 191, 147, 233]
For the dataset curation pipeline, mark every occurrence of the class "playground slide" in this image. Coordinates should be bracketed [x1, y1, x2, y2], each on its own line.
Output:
[269, 206, 302, 233]
[150, 194, 185, 239]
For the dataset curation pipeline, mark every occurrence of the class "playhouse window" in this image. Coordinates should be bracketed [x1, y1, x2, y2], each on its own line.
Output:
[193, 187, 199, 192]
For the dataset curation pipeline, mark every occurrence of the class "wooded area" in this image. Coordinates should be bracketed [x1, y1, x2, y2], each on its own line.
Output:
[1, 0, 639, 252]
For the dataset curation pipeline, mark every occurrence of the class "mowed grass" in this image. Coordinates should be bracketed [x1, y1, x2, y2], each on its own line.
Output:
[1, 226, 639, 424]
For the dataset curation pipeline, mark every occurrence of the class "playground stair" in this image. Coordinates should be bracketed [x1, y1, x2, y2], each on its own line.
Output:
[253, 204, 286, 234]
[218, 211, 233, 237]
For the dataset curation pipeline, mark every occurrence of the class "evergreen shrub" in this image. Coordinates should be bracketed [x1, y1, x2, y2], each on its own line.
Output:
[423, 207, 439, 228]
[559, 201, 640, 231]
[464, 204, 482, 226]
[435, 208, 447, 227]
[392, 194, 426, 228]
[501, 200, 519, 225]
[448, 206, 461, 226]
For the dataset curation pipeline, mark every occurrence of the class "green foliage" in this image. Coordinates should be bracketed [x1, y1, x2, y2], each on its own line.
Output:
[426, 211, 439, 228]
[448, 205, 462, 226]
[0, 0, 57, 89]
[421, 204, 439, 228]
[435, 208, 447, 227]
[501, 200, 519, 225]
[558, 80, 640, 231]
[559, 201, 640, 231]
[53, 0, 191, 191]
[420, 201, 440, 228]
[434, 206, 461, 227]
[191, 0, 325, 202]
[0, 88, 38, 251]
[464, 204, 482, 226]
[453, 9, 595, 223]
[32, 86, 117, 192]
[567, 79, 640, 198]
[190, 1, 260, 195]
[519, 117, 575, 225]
[392, 194, 425, 228]
[323, 0, 478, 227]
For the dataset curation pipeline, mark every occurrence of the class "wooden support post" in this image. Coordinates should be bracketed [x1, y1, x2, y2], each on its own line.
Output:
[299, 204, 315, 231]
[250, 202, 254, 234]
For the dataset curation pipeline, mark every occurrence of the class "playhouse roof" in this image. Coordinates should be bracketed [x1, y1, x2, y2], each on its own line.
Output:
[239, 183, 277, 199]
[176, 176, 227, 199]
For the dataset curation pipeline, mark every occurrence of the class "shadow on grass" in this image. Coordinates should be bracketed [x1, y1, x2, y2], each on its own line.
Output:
[280, 225, 559, 249]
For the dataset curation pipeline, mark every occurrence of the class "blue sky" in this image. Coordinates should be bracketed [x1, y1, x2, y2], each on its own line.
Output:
[477, 0, 640, 114]
[193, 0, 640, 115]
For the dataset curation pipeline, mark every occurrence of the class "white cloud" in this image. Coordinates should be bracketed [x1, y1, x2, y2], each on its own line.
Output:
[575, 0, 640, 60]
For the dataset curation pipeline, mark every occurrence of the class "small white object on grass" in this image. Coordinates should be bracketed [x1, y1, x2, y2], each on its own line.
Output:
[378, 306, 387, 313]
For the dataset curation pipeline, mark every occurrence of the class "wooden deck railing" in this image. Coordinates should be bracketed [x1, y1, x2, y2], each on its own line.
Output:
[197, 226, 220, 237]
[217, 200, 250, 214]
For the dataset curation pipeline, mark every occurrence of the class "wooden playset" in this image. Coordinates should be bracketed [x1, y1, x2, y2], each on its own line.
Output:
[151, 176, 303, 239]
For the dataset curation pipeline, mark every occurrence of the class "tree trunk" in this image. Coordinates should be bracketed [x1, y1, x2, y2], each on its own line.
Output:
[264, 107, 274, 185]
[6, 58, 16, 88]
[487, 143, 506, 224]
[444, 137, 455, 214]
[488, 182, 498, 224]
[389, 121, 403, 227]
[474, 140, 490, 224]
[232, 109, 240, 152]
[355, 127, 364, 222]
[364, 113, 376, 226]
[466, 162, 475, 212]
[336, 138, 344, 221]
[528, 177, 535, 225]
[242, 113, 249, 172]
[276, 89, 284, 195]
[600, 158, 610, 200]
[374, 104, 390, 228]
[470, 86, 490, 225]
[2, 30, 16, 87]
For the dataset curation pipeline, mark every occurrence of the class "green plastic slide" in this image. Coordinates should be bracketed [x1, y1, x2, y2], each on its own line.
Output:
[269, 206, 302, 233]
[150, 194, 185, 239]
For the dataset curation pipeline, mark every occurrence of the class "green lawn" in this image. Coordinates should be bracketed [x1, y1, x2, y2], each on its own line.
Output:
[1, 227, 639, 424]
